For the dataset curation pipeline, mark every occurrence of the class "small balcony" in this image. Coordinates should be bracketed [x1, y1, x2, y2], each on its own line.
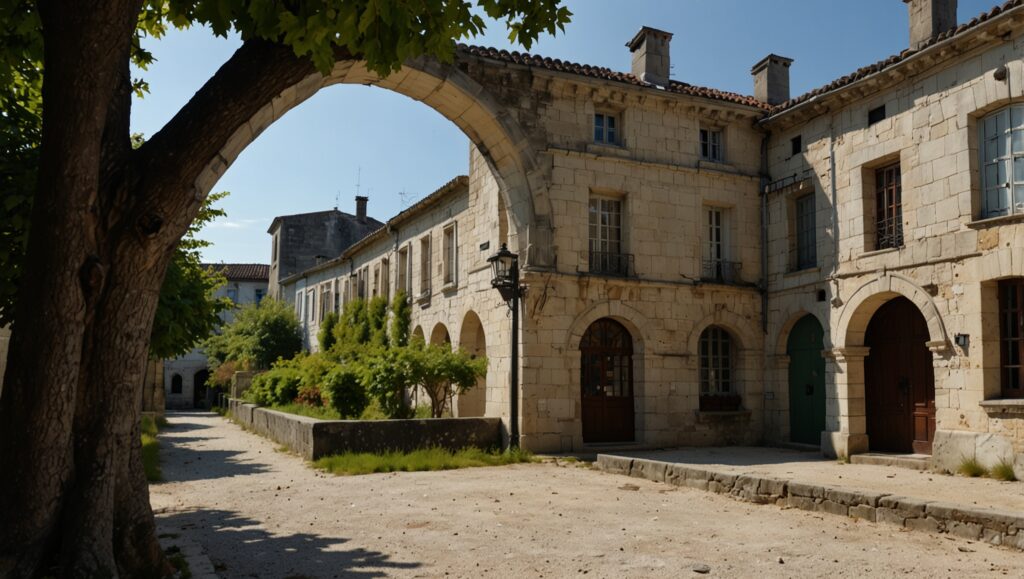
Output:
[701, 259, 742, 285]
[588, 251, 634, 277]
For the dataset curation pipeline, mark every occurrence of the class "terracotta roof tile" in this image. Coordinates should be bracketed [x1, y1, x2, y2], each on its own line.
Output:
[204, 263, 270, 281]
[457, 44, 770, 111]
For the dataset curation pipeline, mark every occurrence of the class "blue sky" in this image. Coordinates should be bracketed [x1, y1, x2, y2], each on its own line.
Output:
[130, 0, 997, 263]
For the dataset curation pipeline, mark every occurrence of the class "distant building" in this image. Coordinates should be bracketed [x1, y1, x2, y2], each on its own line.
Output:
[163, 263, 269, 410]
[267, 198, 384, 299]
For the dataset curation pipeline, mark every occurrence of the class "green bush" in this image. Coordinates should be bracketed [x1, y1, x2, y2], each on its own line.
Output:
[360, 347, 416, 418]
[247, 365, 302, 406]
[314, 446, 535, 476]
[318, 311, 339, 352]
[205, 298, 302, 372]
[389, 291, 411, 347]
[322, 365, 370, 418]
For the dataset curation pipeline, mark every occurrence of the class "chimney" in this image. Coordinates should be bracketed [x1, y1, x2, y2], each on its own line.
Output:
[904, 0, 958, 50]
[751, 54, 794, 106]
[355, 196, 368, 223]
[627, 27, 673, 87]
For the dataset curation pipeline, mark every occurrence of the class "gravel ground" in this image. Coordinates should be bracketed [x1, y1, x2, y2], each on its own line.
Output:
[150, 412, 1022, 578]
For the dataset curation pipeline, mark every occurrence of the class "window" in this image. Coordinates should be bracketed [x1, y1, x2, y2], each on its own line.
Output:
[357, 267, 368, 299]
[791, 135, 802, 157]
[1000, 279, 1024, 398]
[700, 127, 723, 162]
[594, 113, 618, 145]
[333, 281, 340, 313]
[170, 374, 183, 394]
[588, 196, 628, 275]
[397, 245, 411, 296]
[419, 235, 431, 298]
[443, 223, 457, 286]
[372, 264, 380, 298]
[868, 105, 886, 126]
[699, 326, 740, 411]
[702, 206, 736, 282]
[875, 163, 903, 250]
[980, 106, 1024, 219]
[319, 285, 330, 321]
[306, 290, 315, 322]
[271, 234, 278, 263]
[380, 258, 390, 301]
[226, 288, 239, 303]
[254, 288, 265, 304]
[295, 290, 303, 318]
[795, 194, 817, 270]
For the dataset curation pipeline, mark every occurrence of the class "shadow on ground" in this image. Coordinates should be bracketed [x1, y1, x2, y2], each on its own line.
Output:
[617, 446, 831, 467]
[158, 508, 420, 578]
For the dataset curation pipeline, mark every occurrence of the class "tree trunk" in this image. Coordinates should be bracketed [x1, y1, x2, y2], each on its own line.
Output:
[0, 3, 322, 575]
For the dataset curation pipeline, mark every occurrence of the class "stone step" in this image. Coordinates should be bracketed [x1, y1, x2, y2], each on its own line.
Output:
[850, 452, 931, 471]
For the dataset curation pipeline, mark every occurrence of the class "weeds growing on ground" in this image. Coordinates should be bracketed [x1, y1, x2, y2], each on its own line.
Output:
[271, 403, 342, 421]
[314, 446, 535, 476]
[141, 415, 162, 482]
[165, 545, 191, 579]
[958, 457, 988, 478]
[990, 460, 1018, 482]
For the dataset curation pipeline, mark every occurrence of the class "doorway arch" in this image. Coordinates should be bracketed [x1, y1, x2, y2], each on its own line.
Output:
[193, 369, 210, 409]
[864, 297, 936, 454]
[787, 315, 825, 445]
[430, 323, 451, 347]
[457, 311, 487, 417]
[580, 318, 635, 443]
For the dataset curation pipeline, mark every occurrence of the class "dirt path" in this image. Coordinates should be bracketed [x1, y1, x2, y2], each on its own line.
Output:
[150, 412, 1021, 578]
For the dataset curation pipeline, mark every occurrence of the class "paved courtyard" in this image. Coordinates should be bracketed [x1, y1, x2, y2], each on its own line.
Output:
[151, 412, 1023, 578]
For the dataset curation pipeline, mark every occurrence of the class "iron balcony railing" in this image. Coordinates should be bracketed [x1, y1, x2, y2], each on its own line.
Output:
[701, 259, 742, 284]
[589, 251, 634, 277]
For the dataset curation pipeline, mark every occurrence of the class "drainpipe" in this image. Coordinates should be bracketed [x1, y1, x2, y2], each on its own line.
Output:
[759, 132, 770, 335]
[828, 120, 841, 306]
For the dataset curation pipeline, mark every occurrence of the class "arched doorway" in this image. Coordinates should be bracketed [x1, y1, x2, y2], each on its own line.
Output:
[457, 312, 487, 417]
[865, 297, 936, 454]
[580, 318, 634, 443]
[193, 369, 210, 409]
[430, 323, 451, 347]
[787, 315, 825, 445]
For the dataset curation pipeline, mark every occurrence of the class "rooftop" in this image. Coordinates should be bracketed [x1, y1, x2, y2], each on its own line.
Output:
[203, 263, 270, 282]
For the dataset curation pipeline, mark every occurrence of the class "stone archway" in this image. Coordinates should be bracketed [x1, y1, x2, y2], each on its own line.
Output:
[192, 52, 555, 268]
[456, 311, 487, 418]
[429, 323, 451, 347]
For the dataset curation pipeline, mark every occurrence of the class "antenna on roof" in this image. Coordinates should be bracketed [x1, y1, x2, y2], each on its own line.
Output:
[334, 190, 340, 210]
[355, 166, 362, 199]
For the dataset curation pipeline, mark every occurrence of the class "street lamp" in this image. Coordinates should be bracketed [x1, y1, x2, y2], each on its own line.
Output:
[488, 243, 524, 449]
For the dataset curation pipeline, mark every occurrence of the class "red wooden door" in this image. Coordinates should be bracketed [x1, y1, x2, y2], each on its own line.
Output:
[581, 319, 635, 443]
[864, 297, 936, 454]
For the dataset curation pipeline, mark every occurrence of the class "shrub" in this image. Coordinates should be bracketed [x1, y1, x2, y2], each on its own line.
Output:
[313, 446, 535, 476]
[334, 298, 370, 349]
[322, 365, 370, 418]
[295, 384, 323, 407]
[389, 291, 411, 347]
[247, 365, 302, 406]
[990, 460, 1018, 482]
[210, 359, 243, 390]
[360, 347, 416, 418]
[958, 457, 987, 478]
[411, 344, 487, 418]
[318, 311, 339, 352]
[205, 298, 302, 371]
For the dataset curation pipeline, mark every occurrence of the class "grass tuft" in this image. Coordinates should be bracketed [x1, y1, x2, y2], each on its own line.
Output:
[990, 460, 1018, 482]
[271, 403, 342, 421]
[958, 456, 988, 478]
[165, 545, 192, 579]
[314, 446, 535, 476]
[141, 415, 162, 482]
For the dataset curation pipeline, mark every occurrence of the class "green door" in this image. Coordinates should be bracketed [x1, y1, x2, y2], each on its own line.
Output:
[788, 315, 825, 445]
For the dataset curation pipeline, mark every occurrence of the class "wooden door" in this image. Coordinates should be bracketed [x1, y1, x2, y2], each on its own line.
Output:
[864, 297, 936, 454]
[581, 319, 635, 443]
[788, 315, 826, 446]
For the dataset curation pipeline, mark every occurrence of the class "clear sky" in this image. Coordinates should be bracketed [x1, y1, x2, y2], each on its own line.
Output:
[130, 0, 997, 264]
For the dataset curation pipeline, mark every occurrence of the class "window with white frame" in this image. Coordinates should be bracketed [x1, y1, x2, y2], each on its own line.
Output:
[397, 245, 411, 297]
[372, 264, 380, 298]
[295, 290, 303, 318]
[702, 206, 731, 281]
[357, 266, 368, 299]
[594, 112, 618, 145]
[380, 258, 390, 301]
[700, 127, 723, 162]
[319, 284, 330, 321]
[306, 290, 315, 323]
[588, 196, 627, 275]
[980, 106, 1024, 219]
[795, 194, 817, 270]
[443, 223, 457, 287]
[419, 235, 431, 298]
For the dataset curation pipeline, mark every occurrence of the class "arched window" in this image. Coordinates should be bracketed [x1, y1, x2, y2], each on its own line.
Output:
[699, 326, 740, 411]
[171, 374, 183, 394]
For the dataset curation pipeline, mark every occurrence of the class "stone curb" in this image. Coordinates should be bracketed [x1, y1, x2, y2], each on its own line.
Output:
[595, 454, 1024, 550]
[157, 523, 219, 578]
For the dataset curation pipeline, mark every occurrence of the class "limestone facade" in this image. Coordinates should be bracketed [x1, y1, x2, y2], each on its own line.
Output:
[258, 1, 1024, 470]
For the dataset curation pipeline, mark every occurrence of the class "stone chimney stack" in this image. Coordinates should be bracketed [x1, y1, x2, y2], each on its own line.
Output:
[904, 0, 958, 50]
[355, 195, 368, 223]
[751, 54, 794, 106]
[627, 27, 673, 87]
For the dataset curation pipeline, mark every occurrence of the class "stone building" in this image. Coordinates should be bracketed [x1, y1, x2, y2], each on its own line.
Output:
[164, 263, 269, 409]
[267, 200, 384, 299]
[256, 0, 1024, 474]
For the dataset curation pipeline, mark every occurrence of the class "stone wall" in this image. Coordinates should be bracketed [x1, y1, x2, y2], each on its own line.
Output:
[227, 398, 502, 459]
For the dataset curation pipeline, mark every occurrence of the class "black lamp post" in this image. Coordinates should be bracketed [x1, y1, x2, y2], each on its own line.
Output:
[488, 243, 524, 449]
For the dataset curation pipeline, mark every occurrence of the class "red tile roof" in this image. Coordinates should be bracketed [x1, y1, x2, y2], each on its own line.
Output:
[203, 263, 270, 281]
[771, 0, 1024, 115]
[458, 45, 770, 111]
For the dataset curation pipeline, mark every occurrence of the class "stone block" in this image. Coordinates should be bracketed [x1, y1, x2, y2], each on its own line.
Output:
[906, 517, 943, 534]
[597, 455, 633, 475]
[876, 507, 906, 527]
[786, 496, 818, 512]
[948, 520, 983, 540]
[631, 458, 667, 483]
[815, 499, 849, 517]
[849, 505, 877, 522]
[789, 482, 825, 499]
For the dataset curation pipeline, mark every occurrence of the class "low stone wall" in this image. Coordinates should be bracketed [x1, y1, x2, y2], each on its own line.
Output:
[227, 399, 502, 459]
[598, 454, 1024, 551]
